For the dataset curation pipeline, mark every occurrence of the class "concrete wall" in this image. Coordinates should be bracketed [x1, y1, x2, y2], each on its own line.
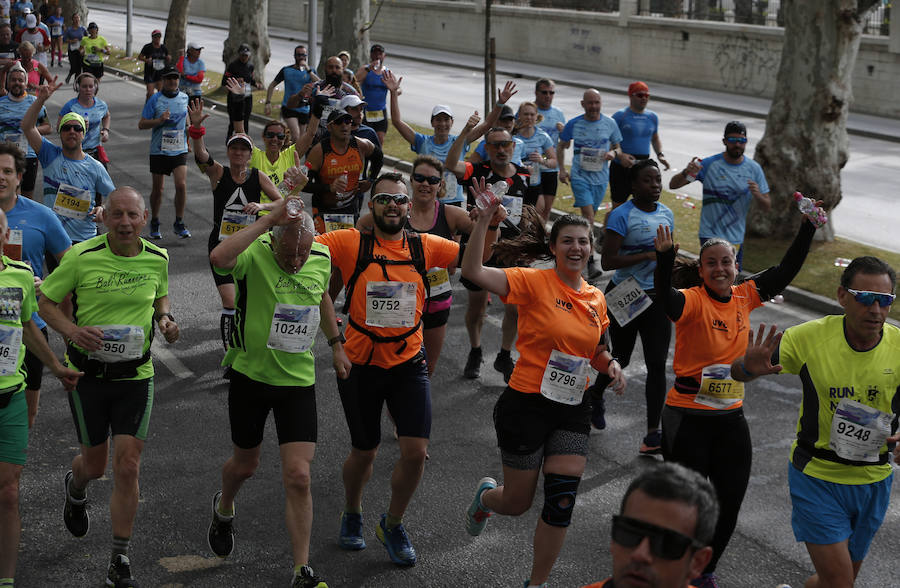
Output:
[95, 0, 900, 117]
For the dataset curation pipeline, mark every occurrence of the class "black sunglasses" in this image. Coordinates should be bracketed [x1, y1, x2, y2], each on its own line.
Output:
[60, 124, 84, 133]
[264, 131, 286, 140]
[372, 193, 409, 206]
[487, 140, 513, 148]
[412, 173, 441, 185]
[295, 53, 307, 58]
[611, 515, 703, 560]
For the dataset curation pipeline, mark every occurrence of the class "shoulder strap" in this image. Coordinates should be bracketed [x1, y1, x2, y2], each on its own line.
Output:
[405, 231, 430, 300]
[341, 232, 375, 315]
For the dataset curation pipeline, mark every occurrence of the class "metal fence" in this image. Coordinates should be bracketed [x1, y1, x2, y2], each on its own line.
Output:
[486, 0, 891, 35]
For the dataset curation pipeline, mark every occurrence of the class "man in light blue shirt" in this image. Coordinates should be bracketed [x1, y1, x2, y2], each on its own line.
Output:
[669, 120, 771, 269]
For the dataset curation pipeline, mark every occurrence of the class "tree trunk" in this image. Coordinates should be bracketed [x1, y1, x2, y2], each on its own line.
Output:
[750, 0, 879, 240]
[164, 0, 191, 63]
[223, 0, 271, 84]
[320, 0, 369, 75]
[60, 0, 88, 23]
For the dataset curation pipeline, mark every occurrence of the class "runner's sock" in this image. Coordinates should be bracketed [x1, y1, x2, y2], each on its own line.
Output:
[67, 474, 86, 500]
[112, 535, 130, 558]
[385, 513, 402, 529]
[343, 505, 362, 514]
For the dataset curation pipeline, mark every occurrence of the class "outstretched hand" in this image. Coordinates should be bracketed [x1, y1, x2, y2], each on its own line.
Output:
[37, 77, 63, 101]
[382, 70, 402, 92]
[187, 99, 209, 127]
[497, 80, 517, 104]
[654, 224, 678, 253]
[741, 323, 783, 377]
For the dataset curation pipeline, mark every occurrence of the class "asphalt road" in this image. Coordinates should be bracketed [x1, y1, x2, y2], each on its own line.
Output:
[10, 66, 899, 588]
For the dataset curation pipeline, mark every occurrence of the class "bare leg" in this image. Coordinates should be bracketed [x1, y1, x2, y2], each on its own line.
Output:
[219, 445, 261, 513]
[25, 387, 39, 429]
[0, 463, 23, 578]
[343, 446, 377, 511]
[465, 289, 489, 348]
[172, 165, 188, 218]
[280, 442, 316, 566]
[422, 324, 447, 377]
[387, 437, 428, 518]
[150, 173, 165, 220]
[500, 304, 518, 352]
[803, 541, 862, 588]
[109, 435, 144, 539]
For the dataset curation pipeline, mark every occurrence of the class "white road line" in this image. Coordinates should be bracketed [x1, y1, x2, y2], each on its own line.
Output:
[151, 339, 195, 379]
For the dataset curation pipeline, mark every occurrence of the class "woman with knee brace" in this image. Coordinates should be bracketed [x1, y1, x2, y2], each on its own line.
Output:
[652, 211, 819, 588]
[460, 181, 625, 588]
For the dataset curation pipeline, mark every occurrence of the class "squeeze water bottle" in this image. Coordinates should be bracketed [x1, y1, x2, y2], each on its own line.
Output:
[793, 191, 827, 228]
[476, 179, 511, 209]
[683, 157, 701, 183]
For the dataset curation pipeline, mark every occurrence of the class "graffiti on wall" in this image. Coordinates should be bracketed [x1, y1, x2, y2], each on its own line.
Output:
[713, 36, 779, 94]
[569, 27, 603, 56]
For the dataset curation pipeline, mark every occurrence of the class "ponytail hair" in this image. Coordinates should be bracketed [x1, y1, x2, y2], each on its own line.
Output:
[493, 209, 593, 266]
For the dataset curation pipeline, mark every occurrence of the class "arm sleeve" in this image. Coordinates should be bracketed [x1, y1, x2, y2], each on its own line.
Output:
[560, 119, 574, 142]
[423, 234, 460, 269]
[141, 94, 157, 119]
[654, 246, 686, 321]
[748, 220, 816, 301]
[367, 144, 383, 180]
[606, 206, 628, 237]
[500, 267, 533, 305]
[37, 250, 76, 303]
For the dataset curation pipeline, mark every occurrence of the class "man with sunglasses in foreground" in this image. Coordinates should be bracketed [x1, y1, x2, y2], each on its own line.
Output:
[668, 120, 770, 270]
[314, 172, 504, 567]
[731, 256, 900, 588]
[583, 462, 717, 588]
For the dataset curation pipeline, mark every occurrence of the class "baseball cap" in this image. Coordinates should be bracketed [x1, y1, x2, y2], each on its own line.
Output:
[238, 43, 251, 55]
[151, 29, 162, 37]
[724, 121, 747, 136]
[499, 105, 515, 120]
[226, 133, 254, 149]
[59, 112, 87, 133]
[25, 14, 36, 28]
[327, 108, 353, 125]
[187, 41, 203, 51]
[339, 95, 366, 110]
[160, 65, 180, 78]
[431, 105, 453, 119]
[87, 22, 98, 30]
[628, 81, 649, 95]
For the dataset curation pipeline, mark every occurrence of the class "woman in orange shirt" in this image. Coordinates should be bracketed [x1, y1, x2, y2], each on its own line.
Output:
[653, 216, 817, 588]
[461, 181, 625, 588]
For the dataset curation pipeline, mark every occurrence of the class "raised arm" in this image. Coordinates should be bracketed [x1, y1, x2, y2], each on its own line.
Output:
[653, 224, 686, 321]
[460, 178, 508, 293]
[445, 112, 480, 178]
[470, 81, 517, 141]
[23, 79, 61, 153]
[383, 70, 415, 145]
[187, 99, 223, 186]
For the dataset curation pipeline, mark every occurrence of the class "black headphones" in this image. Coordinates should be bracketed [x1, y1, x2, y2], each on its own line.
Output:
[74, 72, 100, 95]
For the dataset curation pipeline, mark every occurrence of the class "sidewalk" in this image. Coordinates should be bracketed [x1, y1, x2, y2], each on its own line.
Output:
[93, 2, 900, 143]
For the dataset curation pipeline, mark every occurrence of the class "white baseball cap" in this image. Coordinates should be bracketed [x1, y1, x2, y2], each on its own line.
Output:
[431, 105, 453, 119]
[339, 95, 366, 109]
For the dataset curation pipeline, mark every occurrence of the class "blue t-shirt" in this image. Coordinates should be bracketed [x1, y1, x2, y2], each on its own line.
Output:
[0, 95, 45, 158]
[46, 15, 65, 37]
[537, 105, 565, 145]
[59, 96, 109, 150]
[360, 68, 389, 111]
[412, 132, 469, 203]
[179, 57, 206, 97]
[38, 137, 116, 242]
[274, 65, 313, 112]
[141, 91, 189, 156]
[5, 195, 71, 328]
[474, 136, 525, 166]
[62, 25, 86, 48]
[612, 107, 659, 156]
[559, 114, 623, 184]
[515, 127, 554, 164]
[696, 152, 770, 244]
[607, 199, 674, 290]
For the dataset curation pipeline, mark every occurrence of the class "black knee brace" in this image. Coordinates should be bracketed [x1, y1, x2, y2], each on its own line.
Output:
[541, 472, 581, 527]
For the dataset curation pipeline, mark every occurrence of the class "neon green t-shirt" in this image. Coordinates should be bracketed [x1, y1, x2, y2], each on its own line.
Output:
[779, 314, 900, 485]
[40, 234, 169, 381]
[81, 36, 108, 66]
[0, 256, 38, 393]
[216, 234, 330, 386]
[251, 144, 298, 209]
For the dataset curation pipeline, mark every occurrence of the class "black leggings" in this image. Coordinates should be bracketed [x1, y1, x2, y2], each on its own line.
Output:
[66, 49, 82, 82]
[661, 406, 751, 573]
[594, 284, 671, 430]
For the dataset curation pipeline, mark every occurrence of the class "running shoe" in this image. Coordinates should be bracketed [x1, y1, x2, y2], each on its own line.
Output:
[639, 429, 663, 456]
[63, 470, 89, 538]
[106, 554, 137, 588]
[691, 572, 720, 588]
[149, 219, 162, 240]
[591, 391, 606, 430]
[338, 511, 366, 550]
[493, 352, 515, 383]
[465, 476, 496, 536]
[173, 220, 192, 239]
[291, 564, 328, 588]
[207, 491, 235, 558]
[463, 347, 482, 379]
[375, 514, 417, 566]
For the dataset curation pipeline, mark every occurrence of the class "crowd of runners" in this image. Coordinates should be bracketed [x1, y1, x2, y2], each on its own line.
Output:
[0, 6, 897, 588]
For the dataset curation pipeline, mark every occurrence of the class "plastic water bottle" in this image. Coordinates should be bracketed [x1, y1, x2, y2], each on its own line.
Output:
[675, 193, 688, 200]
[476, 179, 510, 209]
[793, 191, 827, 228]
[683, 157, 701, 183]
[682, 200, 696, 209]
[834, 257, 851, 268]
[278, 176, 297, 197]
[285, 199, 303, 219]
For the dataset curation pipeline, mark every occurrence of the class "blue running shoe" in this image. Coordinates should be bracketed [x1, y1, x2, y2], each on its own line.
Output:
[375, 514, 416, 566]
[339, 511, 366, 550]
[173, 220, 192, 238]
[465, 476, 496, 536]
[149, 218, 162, 240]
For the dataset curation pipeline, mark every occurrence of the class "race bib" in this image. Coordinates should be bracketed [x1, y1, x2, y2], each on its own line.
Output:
[540, 349, 589, 405]
[85, 53, 100, 64]
[0, 324, 22, 376]
[51, 25, 62, 36]
[580, 147, 606, 172]
[267, 304, 319, 353]
[322, 213, 354, 233]
[501, 195, 523, 226]
[5, 229, 22, 261]
[218, 211, 256, 241]
[441, 171, 459, 201]
[425, 267, 451, 297]
[365, 109, 385, 123]
[91, 325, 145, 363]
[696, 364, 744, 409]
[2, 131, 27, 154]
[829, 399, 892, 463]
[52, 183, 92, 219]
[68, 40, 80, 51]
[606, 277, 652, 327]
[365, 281, 416, 328]
[152, 58, 165, 70]
[161, 129, 184, 153]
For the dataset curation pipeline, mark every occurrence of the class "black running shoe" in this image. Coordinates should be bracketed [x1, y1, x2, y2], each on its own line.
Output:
[463, 347, 482, 379]
[292, 564, 328, 588]
[63, 470, 89, 538]
[207, 491, 235, 558]
[106, 554, 137, 587]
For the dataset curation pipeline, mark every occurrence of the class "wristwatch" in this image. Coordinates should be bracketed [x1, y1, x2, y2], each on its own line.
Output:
[328, 333, 346, 347]
[156, 312, 175, 323]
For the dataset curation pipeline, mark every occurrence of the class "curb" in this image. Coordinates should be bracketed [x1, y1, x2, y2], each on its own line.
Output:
[104, 65, 848, 319]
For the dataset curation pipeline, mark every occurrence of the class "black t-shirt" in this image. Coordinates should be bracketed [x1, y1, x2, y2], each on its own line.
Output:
[139, 42, 169, 75]
[0, 42, 19, 60]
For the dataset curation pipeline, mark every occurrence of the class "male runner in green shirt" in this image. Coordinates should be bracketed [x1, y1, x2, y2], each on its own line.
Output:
[38, 186, 179, 588]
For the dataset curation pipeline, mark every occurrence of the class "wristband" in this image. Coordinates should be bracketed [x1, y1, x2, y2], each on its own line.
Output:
[101, 128, 109, 133]
[738, 362, 754, 378]
[328, 333, 346, 347]
[656, 152, 664, 157]
[156, 312, 175, 323]
[188, 125, 206, 139]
